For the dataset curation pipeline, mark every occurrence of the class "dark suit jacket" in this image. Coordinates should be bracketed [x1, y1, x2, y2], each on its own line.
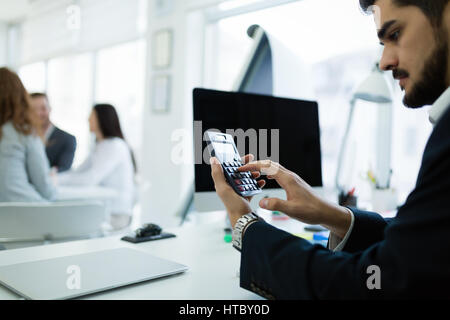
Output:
[240, 105, 450, 300]
[45, 126, 76, 173]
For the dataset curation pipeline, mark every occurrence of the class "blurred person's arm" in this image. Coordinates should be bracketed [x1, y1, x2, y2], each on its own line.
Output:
[26, 135, 57, 200]
[55, 134, 77, 173]
[57, 140, 122, 187]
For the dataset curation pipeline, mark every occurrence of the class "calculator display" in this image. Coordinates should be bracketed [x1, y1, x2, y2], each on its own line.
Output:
[212, 142, 236, 163]
[207, 131, 262, 197]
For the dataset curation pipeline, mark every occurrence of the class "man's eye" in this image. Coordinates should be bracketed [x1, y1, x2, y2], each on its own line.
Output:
[389, 30, 400, 41]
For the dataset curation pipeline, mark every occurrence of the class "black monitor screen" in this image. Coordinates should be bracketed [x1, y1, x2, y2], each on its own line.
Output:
[193, 88, 322, 192]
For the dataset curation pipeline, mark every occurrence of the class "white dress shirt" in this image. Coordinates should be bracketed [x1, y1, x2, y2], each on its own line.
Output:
[58, 138, 135, 216]
[429, 87, 450, 125]
[44, 124, 55, 141]
[331, 86, 450, 252]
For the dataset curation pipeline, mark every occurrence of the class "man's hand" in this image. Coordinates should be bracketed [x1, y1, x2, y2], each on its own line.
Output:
[210, 154, 266, 228]
[239, 160, 352, 238]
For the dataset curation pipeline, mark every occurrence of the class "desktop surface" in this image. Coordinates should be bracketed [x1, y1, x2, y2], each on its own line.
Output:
[0, 214, 262, 300]
[0, 210, 329, 300]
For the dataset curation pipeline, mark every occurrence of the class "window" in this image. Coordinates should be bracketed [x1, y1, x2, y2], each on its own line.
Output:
[95, 40, 147, 169]
[47, 53, 94, 167]
[19, 62, 47, 93]
[204, 0, 432, 202]
[19, 40, 146, 170]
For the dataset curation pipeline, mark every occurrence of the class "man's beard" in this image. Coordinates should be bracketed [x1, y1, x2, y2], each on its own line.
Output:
[402, 30, 449, 109]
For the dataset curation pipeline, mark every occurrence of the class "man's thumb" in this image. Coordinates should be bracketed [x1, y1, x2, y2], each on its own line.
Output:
[210, 157, 226, 183]
[259, 197, 290, 213]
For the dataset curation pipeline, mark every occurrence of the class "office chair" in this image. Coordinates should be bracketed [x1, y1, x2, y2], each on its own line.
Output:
[0, 201, 106, 248]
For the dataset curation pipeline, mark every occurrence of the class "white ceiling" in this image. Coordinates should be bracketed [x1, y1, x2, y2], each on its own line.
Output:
[0, 0, 31, 23]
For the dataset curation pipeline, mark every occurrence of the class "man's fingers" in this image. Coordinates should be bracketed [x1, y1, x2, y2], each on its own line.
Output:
[259, 197, 291, 213]
[251, 171, 261, 179]
[240, 160, 283, 177]
[240, 161, 294, 190]
[210, 157, 228, 191]
[257, 180, 266, 189]
[212, 156, 268, 196]
[241, 154, 255, 165]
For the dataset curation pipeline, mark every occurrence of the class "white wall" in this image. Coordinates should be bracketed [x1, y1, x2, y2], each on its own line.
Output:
[0, 22, 7, 66]
[140, 0, 219, 227]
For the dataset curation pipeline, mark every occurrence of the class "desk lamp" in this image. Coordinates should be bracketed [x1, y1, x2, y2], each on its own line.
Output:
[335, 63, 393, 194]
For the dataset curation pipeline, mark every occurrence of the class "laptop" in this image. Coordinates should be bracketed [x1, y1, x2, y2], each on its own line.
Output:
[0, 248, 188, 300]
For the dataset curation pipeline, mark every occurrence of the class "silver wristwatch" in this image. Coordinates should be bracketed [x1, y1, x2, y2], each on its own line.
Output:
[232, 212, 261, 252]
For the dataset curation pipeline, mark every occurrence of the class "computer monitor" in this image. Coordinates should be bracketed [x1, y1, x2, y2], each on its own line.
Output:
[193, 88, 323, 212]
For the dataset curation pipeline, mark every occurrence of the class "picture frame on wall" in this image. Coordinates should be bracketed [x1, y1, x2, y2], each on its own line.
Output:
[152, 29, 173, 69]
[153, 0, 174, 17]
[152, 75, 171, 113]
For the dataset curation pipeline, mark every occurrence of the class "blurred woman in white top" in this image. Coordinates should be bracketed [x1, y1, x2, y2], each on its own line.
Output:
[58, 104, 136, 230]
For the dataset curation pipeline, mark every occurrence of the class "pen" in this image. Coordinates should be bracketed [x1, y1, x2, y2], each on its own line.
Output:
[348, 187, 356, 197]
[367, 170, 377, 186]
[387, 169, 393, 189]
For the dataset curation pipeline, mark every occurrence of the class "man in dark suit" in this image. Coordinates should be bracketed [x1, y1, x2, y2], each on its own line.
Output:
[211, 0, 450, 299]
[30, 93, 77, 173]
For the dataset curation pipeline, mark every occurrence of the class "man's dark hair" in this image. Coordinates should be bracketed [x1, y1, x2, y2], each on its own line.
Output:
[360, 0, 449, 27]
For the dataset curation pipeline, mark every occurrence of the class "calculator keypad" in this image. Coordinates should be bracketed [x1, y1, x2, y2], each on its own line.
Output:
[222, 160, 261, 195]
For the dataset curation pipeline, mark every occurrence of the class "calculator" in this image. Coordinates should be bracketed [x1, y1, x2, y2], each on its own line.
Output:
[206, 131, 262, 197]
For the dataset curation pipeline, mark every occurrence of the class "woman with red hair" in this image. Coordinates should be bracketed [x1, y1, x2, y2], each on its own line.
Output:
[0, 67, 56, 202]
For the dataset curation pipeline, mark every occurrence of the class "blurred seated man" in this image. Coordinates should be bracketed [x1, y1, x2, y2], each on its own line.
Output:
[30, 93, 76, 173]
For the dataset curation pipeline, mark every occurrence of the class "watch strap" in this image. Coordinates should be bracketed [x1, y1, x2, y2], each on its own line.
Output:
[232, 212, 261, 252]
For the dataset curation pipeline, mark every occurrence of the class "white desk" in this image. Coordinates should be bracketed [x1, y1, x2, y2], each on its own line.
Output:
[0, 216, 263, 300]
[0, 210, 319, 300]
[56, 186, 118, 202]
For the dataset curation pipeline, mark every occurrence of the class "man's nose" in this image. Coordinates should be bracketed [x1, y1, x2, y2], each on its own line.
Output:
[379, 47, 399, 71]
